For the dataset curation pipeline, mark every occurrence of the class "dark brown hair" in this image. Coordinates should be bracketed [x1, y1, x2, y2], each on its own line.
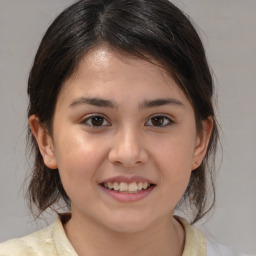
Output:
[27, 0, 219, 223]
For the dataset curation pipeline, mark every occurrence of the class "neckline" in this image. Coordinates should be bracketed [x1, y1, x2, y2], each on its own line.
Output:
[53, 213, 206, 256]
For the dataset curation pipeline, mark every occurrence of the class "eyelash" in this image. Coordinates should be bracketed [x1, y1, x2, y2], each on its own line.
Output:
[145, 115, 174, 127]
[82, 114, 174, 128]
[82, 114, 110, 127]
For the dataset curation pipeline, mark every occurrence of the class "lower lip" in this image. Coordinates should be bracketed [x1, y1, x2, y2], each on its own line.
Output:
[100, 185, 155, 202]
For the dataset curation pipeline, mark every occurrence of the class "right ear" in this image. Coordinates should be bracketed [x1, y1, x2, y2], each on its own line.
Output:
[29, 115, 58, 169]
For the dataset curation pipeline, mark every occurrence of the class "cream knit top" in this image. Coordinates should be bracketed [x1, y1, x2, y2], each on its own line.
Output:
[0, 215, 206, 256]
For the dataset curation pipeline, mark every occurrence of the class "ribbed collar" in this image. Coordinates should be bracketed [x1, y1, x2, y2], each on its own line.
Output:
[52, 213, 206, 256]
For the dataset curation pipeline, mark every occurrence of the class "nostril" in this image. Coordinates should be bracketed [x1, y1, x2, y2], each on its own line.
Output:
[108, 136, 149, 167]
[108, 150, 149, 167]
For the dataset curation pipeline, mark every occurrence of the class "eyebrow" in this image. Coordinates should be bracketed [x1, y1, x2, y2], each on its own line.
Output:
[69, 97, 184, 109]
[70, 97, 116, 108]
[140, 98, 184, 109]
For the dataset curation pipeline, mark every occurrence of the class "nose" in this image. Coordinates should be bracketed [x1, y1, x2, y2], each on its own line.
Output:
[108, 127, 149, 168]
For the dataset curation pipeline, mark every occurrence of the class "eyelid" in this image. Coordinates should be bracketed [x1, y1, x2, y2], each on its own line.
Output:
[145, 114, 174, 127]
[81, 113, 111, 127]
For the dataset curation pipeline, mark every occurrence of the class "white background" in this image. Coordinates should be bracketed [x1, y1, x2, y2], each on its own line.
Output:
[0, 1, 255, 255]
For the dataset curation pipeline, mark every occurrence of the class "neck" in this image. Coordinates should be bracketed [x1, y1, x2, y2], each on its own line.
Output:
[64, 212, 185, 256]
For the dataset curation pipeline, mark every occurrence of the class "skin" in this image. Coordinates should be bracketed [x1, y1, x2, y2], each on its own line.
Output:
[30, 46, 213, 256]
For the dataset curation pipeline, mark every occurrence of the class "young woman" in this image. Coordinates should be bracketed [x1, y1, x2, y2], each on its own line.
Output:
[0, 0, 227, 255]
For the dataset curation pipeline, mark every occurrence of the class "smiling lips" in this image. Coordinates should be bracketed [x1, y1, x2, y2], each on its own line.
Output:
[103, 181, 151, 193]
[100, 176, 156, 202]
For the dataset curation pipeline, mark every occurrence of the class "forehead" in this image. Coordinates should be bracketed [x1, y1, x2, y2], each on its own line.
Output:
[73, 47, 168, 81]
[59, 46, 189, 106]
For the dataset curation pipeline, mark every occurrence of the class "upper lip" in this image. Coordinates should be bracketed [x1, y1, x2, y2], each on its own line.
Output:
[100, 175, 155, 185]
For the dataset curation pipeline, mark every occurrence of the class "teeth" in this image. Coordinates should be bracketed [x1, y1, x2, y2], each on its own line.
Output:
[119, 182, 128, 192]
[107, 182, 113, 189]
[103, 181, 151, 193]
[137, 182, 143, 191]
[113, 182, 119, 191]
[128, 182, 138, 192]
[143, 182, 148, 189]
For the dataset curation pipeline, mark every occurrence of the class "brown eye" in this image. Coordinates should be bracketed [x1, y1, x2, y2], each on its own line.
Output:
[91, 116, 104, 126]
[145, 115, 173, 127]
[151, 116, 165, 126]
[83, 115, 110, 127]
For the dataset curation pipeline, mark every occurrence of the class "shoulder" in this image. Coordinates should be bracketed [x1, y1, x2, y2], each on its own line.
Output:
[0, 214, 78, 256]
[175, 216, 207, 255]
[0, 223, 56, 256]
[176, 216, 238, 256]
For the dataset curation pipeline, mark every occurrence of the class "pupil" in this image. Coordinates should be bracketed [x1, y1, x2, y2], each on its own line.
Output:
[152, 117, 164, 126]
[92, 116, 104, 126]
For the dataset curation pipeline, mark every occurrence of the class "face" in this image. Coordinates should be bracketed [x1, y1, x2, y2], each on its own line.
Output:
[33, 47, 211, 233]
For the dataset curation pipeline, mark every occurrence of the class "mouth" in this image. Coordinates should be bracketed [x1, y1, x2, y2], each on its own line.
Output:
[99, 176, 156, 202]
[100, 181, 155, 193]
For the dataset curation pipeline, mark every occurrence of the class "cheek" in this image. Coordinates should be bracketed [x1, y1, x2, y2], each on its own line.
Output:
[152, 131, 196, 171]
[53, 130, 108, 190]
[151, 133, 195, 199]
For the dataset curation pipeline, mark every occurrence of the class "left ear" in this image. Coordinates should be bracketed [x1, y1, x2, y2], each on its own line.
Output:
[192, 116, 213, 170]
